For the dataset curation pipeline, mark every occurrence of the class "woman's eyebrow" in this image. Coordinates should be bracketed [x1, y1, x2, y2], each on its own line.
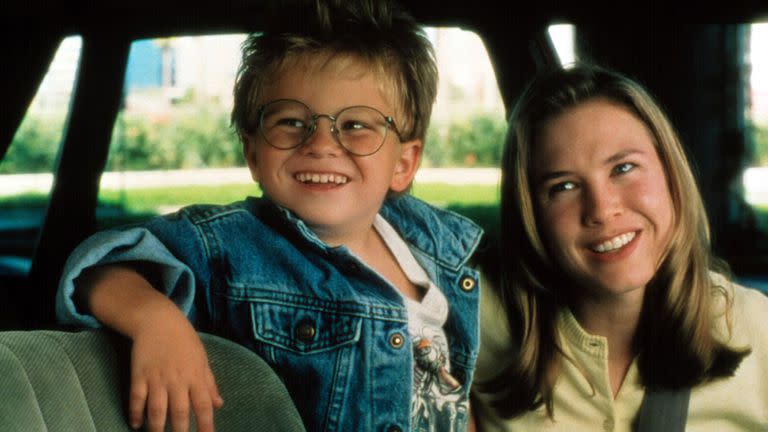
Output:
[535, 149, 646, 184]
[535, 170, 572, 186]
[604, 149, 644, 165]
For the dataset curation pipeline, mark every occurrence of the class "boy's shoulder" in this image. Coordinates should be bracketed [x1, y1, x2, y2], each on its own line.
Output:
[381, 194, 482, 233]
[168, 197, 266, 225]
[380, 195, 484, 266]
[178, 199, 250, 223]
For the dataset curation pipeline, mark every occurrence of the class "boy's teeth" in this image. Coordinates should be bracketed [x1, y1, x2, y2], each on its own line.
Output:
[592, 232, 636, 253]
[296, 173, 348, 184]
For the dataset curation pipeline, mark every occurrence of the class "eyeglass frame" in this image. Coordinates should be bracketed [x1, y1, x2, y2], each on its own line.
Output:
[254, 98, 405, 157]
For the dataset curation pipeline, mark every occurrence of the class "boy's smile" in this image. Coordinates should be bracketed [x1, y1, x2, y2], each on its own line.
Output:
[294, 172, 349, 185]
[243, 54, 422, 247]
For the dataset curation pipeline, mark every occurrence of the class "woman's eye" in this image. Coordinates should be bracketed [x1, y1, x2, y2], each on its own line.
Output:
[614, 162, 636, 175]
[548, 181, 577, 197]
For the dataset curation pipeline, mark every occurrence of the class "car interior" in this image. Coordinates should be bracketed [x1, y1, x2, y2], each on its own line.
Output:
[1, 1, 768, 429]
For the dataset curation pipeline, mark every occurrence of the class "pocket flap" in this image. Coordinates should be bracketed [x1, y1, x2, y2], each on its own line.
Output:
[251, 302, 362, 354]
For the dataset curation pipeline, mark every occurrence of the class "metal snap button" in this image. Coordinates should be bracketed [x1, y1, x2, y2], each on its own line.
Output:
[296, 322, 316, 342]
[389, 333, 404, 349]
[460, 276, 476, 292]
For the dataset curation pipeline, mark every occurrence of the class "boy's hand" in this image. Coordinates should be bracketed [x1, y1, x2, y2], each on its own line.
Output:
[129, 311, 224, 432]
[79, 264, 224, 432]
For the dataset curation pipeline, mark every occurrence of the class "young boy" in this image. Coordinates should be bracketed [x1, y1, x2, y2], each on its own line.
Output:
[56, 1, 483, 431]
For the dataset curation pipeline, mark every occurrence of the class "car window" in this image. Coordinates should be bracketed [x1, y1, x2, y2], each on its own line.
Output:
[742, 21, 768, 290]
[548, 23, 576, 65]
[0, 36, 81, 275]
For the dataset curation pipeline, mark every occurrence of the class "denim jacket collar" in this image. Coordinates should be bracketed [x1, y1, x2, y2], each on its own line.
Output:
[258, 194, 483, 271]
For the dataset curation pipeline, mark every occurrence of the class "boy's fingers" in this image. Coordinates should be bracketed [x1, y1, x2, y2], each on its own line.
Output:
[168, 385, 191, 432]
[205, 368, 224, 408]
[128, 380, 148, 429]
[190, 385, 216, 432]
[145, 385, 169, 432]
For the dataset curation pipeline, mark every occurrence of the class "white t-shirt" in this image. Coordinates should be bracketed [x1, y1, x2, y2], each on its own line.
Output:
[374, 215, 468, 431]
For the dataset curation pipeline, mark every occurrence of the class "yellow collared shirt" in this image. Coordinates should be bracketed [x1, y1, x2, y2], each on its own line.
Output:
[472, 277, 768, 432]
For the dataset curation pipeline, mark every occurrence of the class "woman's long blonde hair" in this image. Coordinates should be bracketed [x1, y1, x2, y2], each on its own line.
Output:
[482, 64, 749, 418]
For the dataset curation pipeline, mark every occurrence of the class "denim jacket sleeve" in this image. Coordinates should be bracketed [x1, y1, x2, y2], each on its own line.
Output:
[55, 227, 197, 328]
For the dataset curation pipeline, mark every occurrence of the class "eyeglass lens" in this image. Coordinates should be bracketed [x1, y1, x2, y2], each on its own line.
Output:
[258, 99, 390, 156]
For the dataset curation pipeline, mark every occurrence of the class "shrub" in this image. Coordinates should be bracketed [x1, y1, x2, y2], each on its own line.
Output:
[750, 121, 768, 166]
[107, 106, 243, 171]
[1, 114, 65, 174]
[424, 112, 506, 167]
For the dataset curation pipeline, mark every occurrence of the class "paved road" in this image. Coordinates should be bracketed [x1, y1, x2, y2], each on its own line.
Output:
[3, 166, 768, 204]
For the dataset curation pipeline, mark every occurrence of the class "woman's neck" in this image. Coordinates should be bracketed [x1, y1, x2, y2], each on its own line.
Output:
[572, 290, 644, 397]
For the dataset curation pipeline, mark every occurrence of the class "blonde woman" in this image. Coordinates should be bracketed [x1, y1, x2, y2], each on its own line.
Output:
[472, 64, 768, 431]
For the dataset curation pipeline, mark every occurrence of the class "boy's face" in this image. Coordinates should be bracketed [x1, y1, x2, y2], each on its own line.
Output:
[243, 56, 422, 246]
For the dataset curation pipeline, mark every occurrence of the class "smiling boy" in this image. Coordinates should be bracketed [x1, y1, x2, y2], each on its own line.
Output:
[55, 1, 483, 431]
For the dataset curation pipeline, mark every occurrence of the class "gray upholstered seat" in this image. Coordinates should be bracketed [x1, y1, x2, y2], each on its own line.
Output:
[0, 329, 305, 431]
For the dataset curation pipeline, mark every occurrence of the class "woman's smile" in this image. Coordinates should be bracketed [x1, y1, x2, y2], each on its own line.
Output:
[589, 230, 637, 253]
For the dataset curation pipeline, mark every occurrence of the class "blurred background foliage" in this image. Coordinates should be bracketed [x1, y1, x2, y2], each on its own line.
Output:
[2, 107, 509, 174]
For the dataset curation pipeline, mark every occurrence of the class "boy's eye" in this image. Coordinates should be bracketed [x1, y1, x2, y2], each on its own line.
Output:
[276, 117, 307, 129]
[613, 162, 636, 175]
[339, 119, 372, 131]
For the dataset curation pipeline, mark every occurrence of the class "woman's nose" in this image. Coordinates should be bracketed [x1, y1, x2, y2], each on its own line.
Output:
[581, 182, 622, 226]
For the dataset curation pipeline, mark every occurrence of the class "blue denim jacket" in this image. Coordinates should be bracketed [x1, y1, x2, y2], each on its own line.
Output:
[56, 194, 483, 432]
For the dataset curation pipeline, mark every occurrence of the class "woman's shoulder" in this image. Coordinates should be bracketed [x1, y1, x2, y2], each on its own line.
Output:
[717, 274, 768, 312]
[713, 274, 768, 345]
[730, 280, 768, 324]
[475, 273, 515, 382]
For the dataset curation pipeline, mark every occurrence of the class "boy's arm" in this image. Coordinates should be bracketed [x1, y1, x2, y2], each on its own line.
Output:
[79, 264, 223, 432]
[56, 227, 198, 328]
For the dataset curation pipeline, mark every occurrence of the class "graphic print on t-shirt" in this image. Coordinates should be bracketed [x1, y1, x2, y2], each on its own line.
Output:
[410, 328, 469, 432]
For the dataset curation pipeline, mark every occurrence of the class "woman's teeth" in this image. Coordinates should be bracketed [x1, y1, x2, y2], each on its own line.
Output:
[592, 232, 636, 253]
[296, 173, 348, 184]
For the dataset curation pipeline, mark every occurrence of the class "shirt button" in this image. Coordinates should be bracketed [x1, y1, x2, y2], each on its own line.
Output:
[603, 417, 615, 432]
[296, 322, 316, 342]
[389, 333, 405, 349]
[459, 276, 476, 292]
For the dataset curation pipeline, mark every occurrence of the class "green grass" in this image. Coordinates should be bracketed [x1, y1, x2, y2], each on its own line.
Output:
[98, 184, 264, 213]
[410, 183, 499, 206]
[0, 193, 50, 209]
[96, 182, 500, 213]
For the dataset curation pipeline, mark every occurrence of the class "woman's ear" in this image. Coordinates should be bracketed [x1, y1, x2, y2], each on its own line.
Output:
[390, 139, 423, 192]
[242, 134, 260, 182]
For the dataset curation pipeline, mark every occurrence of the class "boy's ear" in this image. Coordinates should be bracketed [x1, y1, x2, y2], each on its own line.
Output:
[242, 134, 261, 182]
[390, 139, 423, 192]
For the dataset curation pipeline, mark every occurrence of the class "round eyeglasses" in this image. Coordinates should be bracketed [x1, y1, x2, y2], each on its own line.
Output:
[256, 99, 403, 156]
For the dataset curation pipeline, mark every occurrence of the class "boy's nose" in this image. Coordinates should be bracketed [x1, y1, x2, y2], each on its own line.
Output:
[299, 117, 344, 157]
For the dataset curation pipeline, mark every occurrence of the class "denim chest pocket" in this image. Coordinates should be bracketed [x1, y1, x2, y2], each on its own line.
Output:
[248, 301, 366, 430]
[250, 302, 362, 354]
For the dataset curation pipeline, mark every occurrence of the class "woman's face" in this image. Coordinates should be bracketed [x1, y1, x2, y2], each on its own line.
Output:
[531, 98, 674, 301]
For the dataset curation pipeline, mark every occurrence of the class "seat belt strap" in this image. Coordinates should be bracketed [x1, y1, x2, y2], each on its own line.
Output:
[634, 386, 691, 432]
